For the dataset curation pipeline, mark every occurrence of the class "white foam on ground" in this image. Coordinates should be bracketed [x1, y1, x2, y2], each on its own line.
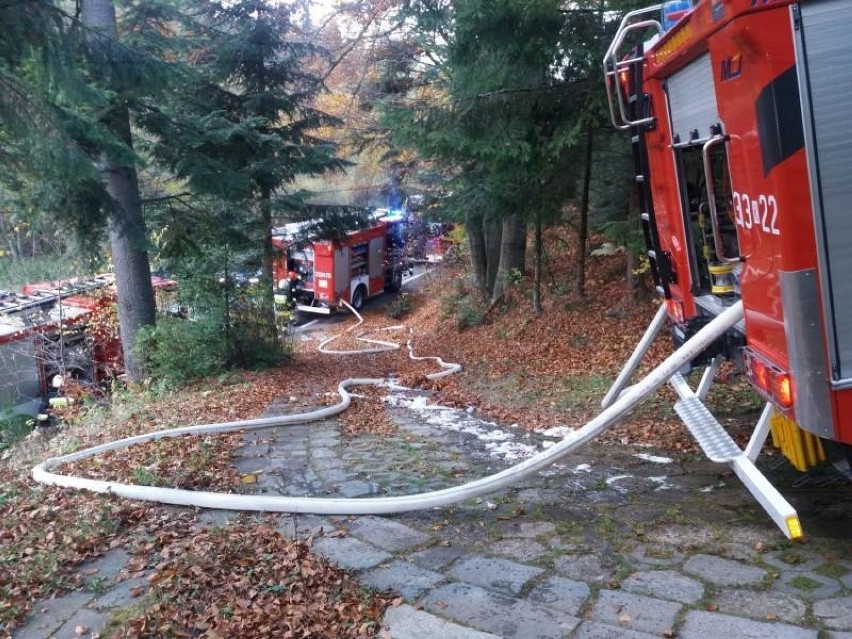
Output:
[634, 453, 674, 464]
[383, 392, 680, 477]
[485, 441, 539, 461]
[382, 393, 542, 463]
[649, 475, 675, 491]
[542, 425, 575, 438]
[700, 481, 726, 493]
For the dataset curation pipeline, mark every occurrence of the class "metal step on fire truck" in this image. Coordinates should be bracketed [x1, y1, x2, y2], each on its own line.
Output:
[603, 0, 852, 537]
[272, 211, 409, 315]
[0, 274, 174, 418]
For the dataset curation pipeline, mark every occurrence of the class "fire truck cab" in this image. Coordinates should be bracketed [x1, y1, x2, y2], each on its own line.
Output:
[604, 0, 852, 475]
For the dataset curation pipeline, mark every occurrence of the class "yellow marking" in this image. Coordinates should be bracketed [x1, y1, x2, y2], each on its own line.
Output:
[786, 516, 803, 540]
[769, 411, 825, 472]
[653, 23, 695, 64]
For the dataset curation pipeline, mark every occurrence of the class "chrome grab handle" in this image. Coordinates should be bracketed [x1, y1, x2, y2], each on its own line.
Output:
[602, 6, 663, 130]
[702, 134, 740, 264]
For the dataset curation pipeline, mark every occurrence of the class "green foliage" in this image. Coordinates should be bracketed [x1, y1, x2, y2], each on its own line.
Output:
[440, 276, 486, 330]
[133, 0, 346, 346]
[0, 0, 178, 250]
[226, 283, 291, 369]
[135, 315, 228, 390]
[507, 267, 524, 287]
[136, 268, 292, 390]
[456, 300, 486, 330]
[0, 254, 94, 290]
[291, 206, 374, 245]
[386, 293, 413, 319]
[136, 0, 342, 206]
[0, 412, 33, 448]
[396, 0, 584, 218]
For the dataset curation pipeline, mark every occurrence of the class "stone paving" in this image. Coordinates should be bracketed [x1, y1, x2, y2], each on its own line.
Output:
[15, 386, 852, 638]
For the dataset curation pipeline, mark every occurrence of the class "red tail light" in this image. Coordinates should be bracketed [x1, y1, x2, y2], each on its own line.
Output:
[752, 359, 768, 392]
[743, 347, 794, 413]
[665, 299, 685, 323]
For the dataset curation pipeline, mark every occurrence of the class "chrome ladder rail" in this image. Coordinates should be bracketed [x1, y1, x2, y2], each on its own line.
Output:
[602, 6, 663, 130]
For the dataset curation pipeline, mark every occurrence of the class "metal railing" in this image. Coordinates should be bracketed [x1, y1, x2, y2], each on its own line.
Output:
[602, 5, 663, 130]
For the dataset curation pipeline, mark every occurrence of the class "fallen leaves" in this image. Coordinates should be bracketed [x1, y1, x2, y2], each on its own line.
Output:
[339, 390, 397, 438]
[58, 433, 243, 492]
[0, 467, 195, 634]
[117, 521, 391, 639]
[0, 229, 768, 637]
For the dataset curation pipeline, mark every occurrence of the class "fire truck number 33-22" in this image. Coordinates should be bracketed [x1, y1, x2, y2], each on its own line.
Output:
[732, 191, 780, 236]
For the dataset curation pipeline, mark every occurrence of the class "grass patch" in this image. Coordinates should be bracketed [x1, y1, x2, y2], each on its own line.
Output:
[0, 255, 93, 291]
[776, 551, 810, 566]
[814, 562, 849, 579]
[552, 375, 613, 411]
[0, 412, 33, 448]
[787, 575, 823, 592]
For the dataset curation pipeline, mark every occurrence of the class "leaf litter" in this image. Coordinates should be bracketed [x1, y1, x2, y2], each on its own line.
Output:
[1, 240, 766, 636]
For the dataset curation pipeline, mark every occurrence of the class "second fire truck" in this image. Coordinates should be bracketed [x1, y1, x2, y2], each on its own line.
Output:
[272, 213, 409, 314]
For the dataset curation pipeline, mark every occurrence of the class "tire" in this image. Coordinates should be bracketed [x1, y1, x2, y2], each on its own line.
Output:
[351, 285, 367, 310]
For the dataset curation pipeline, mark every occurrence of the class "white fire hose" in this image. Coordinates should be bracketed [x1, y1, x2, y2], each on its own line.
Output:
[32, 302, 744, 515]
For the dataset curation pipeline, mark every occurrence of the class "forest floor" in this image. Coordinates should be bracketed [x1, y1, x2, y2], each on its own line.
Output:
[3, 240, 852, 638]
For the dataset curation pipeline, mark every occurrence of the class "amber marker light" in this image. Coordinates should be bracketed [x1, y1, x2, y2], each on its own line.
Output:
[665, 298, 684, 323]
[775, 373, 794, 410]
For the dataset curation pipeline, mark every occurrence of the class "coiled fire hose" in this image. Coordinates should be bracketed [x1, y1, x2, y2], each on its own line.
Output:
[32, 301, 744, 515]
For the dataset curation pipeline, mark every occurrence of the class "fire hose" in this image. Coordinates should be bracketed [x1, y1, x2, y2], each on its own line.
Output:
[32, 301, 744, 515]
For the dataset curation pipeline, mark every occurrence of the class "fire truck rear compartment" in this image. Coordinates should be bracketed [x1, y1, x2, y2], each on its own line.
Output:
[674, 143, 741, 298]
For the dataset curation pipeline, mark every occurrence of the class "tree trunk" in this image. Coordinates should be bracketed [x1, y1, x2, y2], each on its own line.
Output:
[491, 213, 526, 303]
[466, 210, 488, 295]
[626, 248, 637, 295]
[259, 189, 278, 338]
[484, 215, 502, 297]
[82, 0, 155, 383]
[0, 211, 17, 259]
[626, 175, 641, 295]
[576, 126, 593, 299]
[532, 216, 542, 315]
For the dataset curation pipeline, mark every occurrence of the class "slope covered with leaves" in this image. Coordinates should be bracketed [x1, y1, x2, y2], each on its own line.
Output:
[0, 232, 763, 636]
[401, 231, 762, 453]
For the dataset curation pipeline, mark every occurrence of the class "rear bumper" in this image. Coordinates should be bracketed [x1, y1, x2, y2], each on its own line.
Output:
[296, 304, 333, 315]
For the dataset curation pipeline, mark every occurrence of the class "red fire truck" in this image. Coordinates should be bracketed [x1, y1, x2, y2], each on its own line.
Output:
[0, 275, 174, 417]
[272, 214, 409, 314]
[604, 0, 852, 534]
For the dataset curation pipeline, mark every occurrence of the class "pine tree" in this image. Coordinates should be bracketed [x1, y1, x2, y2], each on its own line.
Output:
[80, 0, 156, 383]
[388, 0, 585, 306]
[1, 0, 163, 381]
[139, 0, 343, 341]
